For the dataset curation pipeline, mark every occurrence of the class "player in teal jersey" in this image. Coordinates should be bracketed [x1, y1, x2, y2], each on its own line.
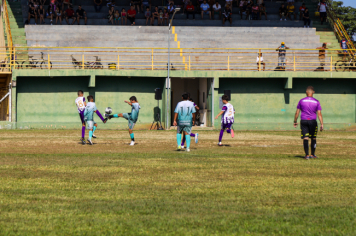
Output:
[84, 95, 107, 145]
[105, 96, 141, 146]
[173, 93, 196, 152]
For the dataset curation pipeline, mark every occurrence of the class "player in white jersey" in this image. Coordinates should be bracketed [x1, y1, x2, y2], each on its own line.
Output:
[215, 94, 235, 146]
[75, 90, 87, 144]
[173, 93, 196, 152]
[84, 95, 107, 145]
[180, 96, 199, 149]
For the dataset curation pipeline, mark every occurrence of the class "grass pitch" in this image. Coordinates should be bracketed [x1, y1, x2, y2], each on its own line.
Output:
[0, 129, 355, 235]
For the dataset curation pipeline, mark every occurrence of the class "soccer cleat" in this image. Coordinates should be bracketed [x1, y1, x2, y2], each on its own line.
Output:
[80, 138, 86, 145]
[195, 133, 198, 144]
[181, 145, 185, 149]
[105, 114, 114, 119]
[218, 142, 222, 146]
[104, 118, 108, 123]
[177, 145, 181, 151]
[87, 139, 93, 145]
[130, 141, 135, 146]
[186, 148, 190, 152]
[231, 129, 235, 138]
[304, 155, 309, 160]
[92, 134, 97, 138]
[310, 155, 318, 159]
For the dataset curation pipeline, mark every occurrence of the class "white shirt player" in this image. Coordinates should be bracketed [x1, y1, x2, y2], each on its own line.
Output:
[75, 97, 86, 113]
[221, 102, 235, 124]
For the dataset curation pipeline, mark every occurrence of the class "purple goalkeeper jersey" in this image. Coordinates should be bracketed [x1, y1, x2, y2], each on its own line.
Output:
[297, 97, 322, 120]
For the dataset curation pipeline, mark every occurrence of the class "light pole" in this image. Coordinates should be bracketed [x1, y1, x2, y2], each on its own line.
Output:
[166, 7, 180, 129]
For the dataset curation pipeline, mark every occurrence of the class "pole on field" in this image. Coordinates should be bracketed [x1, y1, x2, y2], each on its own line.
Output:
[8, 83, 11, 122]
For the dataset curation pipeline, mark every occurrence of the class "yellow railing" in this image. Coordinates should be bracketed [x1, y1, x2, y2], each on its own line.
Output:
[3, 0, 13, 48]
[0, 47, 352, 73]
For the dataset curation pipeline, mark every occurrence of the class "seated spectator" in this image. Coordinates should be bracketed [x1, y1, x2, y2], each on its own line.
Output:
[212, 1, 221, 19]
[151, 6, 160, 25]
[340, 36, 348, 61]
[127, 5, 137, 25]
[256, 53, 265, 71]
[54, 6, 63, 24]
[33, 1, 39, 11]
[141, 0, 151, 13]
[159, 8, 163, 25]
[56, 0, 64, 11]
[186, 2, 195, 20]
[46, 5, 54, 25]
[65, 5, 76, 24]
[121, 8, 127, 25]
[279, 3, 287, 21]
[225, 0, 233, 7]
[162, 8, 169, 26]
[94, 0, 102, 12]
[251, 3, 259, 20]
[130, 0, 140, 14]
[299, 3, 306, 20]
[303, 8, 310, 28]
[168, 3, 175, 15]
[240, 1, 249, 20]
[76, 5, 87, 25]
[259, 3, 267, 20]
[286, 2, 296, 20]
[114, 10, 121, 25]
[38, 5, 45, 24]
[144, 7, 151, 25]
[200, 0, 211, 20]
[28, 5, 38, 24]
[108, 6, 114, 25]
[222, 5, 232, 26]
[246, 1, 252, 20]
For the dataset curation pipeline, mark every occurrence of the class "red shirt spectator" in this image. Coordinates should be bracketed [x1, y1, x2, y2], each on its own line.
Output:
[127, 8, 136, 17]
[186, 4, 194, 11]
[66, 8, 74, 17]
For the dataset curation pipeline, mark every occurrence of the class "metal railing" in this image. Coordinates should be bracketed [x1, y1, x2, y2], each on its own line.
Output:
[0, 47, 353, 73]
[2, 0, 13, 48]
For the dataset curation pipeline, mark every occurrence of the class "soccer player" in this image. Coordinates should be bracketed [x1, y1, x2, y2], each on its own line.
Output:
[293, 86, 324, 159]
[173, 93, 196, 152]
[180, 97, 199, 148]
[75, 90, 87, 144]
[84, 95, 107, 145]
[105, 96, 140, 146]
[215, 94, 235, 146]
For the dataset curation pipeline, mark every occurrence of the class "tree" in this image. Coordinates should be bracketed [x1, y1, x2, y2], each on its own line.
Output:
[332, 1, 356, 42]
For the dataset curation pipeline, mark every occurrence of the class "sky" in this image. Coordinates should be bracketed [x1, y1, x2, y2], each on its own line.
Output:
[341, 0, 356, 8]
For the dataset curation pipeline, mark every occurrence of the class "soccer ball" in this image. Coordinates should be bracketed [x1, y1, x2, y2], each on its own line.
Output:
[105, 107, 112, 114]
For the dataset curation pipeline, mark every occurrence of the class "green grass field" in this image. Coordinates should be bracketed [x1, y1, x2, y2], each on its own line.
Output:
[0, 129, 355, 235]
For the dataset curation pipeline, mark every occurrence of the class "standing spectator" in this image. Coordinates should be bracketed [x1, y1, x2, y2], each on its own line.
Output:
[200, 0, 211, 20]
[340, 37, 348, 61]
[50, 0, 57, 11]
[259, 3, 267, 20]
[299, 3, 306, 20]
[186, 1, 195, 20]
[286, 2, 296, 21]
[151, 6, 160, 25]
[279, 3, 287, 21]
[144, 7, 151, 25]
[28, 5, 38, 24]
[316, 43, 327, 71]
[317, 0, 327, 25]
[76, 5, 87, 25]
[212, 1, 221, 19]
[94, 0, 102, 12]
[38, 5, 45, 24]
[127, 5, 137, 25]
[65, 5, 76, 24]
[114, 10, 121, 25]
[63, 0, 72, 9]
[222, 5, 232, 26]
[46, 5, 54, 25]
[303, 8, 310, 28]
[251, 3, 259, 20]
[121, 8, 127, 25]
[276, 42, 289, 70]
[162, 8, 169, 26]
[54, 6, 63, 24]
[256, 53, 265, 71]
[167, 3, 175, 16]
[141, 0, 151, 13]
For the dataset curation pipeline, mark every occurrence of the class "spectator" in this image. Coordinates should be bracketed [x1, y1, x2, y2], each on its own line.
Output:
[63, 0, 72, 9]
[182, 0, 189, 14]
[127, 5, 137, 25]
[28, 0, 34, 8]
[33, 1, 39, 11]
[114, 10, 121, 25]
[38, 5, 45, 24]
[130, 0, 140, 14]
[162, 8, 169, 26]
[259, 3, 267, 20]
[246, 1, 252, 20]
[240, 1, 249, 20]
[251, 3, 259, 20]
[50, 0, 57, 11]
[76, 5, 87, 25]
[186, 1, 195, 20]
[276, 42, 289, 70]
[121, 8, 127, 25]
[28, 5, 38, 24]
[196, 0, 203, 12]
[144, 7, 151, 25]
[94, 0, 102, 12]
[108, 6, 114, 25]
[208, 0, 215, 13]
[317, 0, 327, 25]
[54, 6, 63, 24]
[225, 0, 233, 8]
[299, 3, 306, 20]
[212, 1, 221, 19]
[256, 53, 265, 71]
[159, 8, 163, 25]
[151, 6, 160, 25]
[279, 3, 287, 21]
[56, 0, 64, 11]
[222, 5, 232, 26]
[201, 0, 211, 20]
[109, 0, 115, 8]
[168, 3, 175, 15]
[141, 0, 151, 13]
[65, 5, 76, 24]
[286, 2, 296, 21]
[316, 43, 327, 71]
[340, 37, 348, 61]
[105, 0, 110, 7]
[46, 5, 54, 25]
[303, 8, 310, 28]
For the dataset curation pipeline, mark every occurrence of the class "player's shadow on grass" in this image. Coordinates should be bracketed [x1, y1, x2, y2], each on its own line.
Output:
[294, 155, 306, 159]
[219, 144, 231, 147]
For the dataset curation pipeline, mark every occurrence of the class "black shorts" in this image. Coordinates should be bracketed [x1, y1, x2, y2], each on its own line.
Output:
[320, 12, 327, 18]
[300, 120, 318, 139]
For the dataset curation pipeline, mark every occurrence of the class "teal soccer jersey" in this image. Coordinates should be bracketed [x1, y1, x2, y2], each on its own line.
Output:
[130, 103, 140, 122]
[174, 100, 196, 126]
[84, 102, 97, 121]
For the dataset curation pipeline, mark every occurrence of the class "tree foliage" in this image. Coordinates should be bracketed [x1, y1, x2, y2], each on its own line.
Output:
[332, 1, 356, 41]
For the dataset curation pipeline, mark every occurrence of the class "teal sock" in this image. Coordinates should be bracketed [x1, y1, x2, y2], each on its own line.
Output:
[89, 130, 93, 140]
[93, 126, 97, 134]
[176, 133, 182, 147]
[185, 135, 191, 149]
[130, 133, 134, 141]
[113, 114, 118, 118]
